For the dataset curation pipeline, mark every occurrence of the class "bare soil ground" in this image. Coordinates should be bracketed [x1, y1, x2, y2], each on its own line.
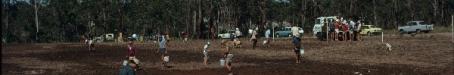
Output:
[2, 32, 453, 75]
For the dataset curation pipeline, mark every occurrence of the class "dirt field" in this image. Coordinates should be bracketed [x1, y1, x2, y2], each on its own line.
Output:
[2, 32, 453, 75]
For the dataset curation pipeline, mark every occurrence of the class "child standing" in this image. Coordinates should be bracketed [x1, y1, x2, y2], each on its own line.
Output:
[203, 42, 211, 65]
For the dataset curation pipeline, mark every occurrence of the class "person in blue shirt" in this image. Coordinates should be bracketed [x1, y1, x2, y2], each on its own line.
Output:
[158, 32, 168, 68]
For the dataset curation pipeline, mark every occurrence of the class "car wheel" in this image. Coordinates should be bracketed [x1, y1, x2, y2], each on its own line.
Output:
[367, 32, 372, 36]
[276, 34, 280, 38]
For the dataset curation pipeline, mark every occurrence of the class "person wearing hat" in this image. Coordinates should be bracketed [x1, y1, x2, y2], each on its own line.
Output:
[202, 41, 211, 65]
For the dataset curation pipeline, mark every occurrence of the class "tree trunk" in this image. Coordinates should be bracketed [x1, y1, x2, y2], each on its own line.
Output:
[373, 0, 377, 26]
[34, 0, 40, 42]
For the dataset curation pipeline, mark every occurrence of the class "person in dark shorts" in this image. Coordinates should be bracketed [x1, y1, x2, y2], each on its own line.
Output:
[292, 36, 302, 63]
[329, 19, 335, 41]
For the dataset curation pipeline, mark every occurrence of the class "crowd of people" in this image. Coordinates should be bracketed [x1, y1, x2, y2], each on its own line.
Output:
[324, 17, 363, 41]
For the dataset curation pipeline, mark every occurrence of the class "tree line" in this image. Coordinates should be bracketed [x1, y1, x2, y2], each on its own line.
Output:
[2, 0, 453, 43]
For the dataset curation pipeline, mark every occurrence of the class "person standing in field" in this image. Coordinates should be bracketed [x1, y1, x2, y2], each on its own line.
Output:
[158, 32, 168, 68]
[334, 19, 341, 41]
[349, 18, 356, 41]
[233, 28, 242, 47]
[356, 20, 363, 41]
[126, 40, 140, 70]
[291, 25, 302, 63]
[329, 19, 335, 41]
[181, 31, 189, 42]
[221, 39, 235, 75]
[263, 27, 271, 47]
[225, 53, 234, 75]
[88, 37, 95, 51]
[322, 19, 328, 41]
[250, 27, 258, 49]
[342, 20, 350, 41]
[202, 41, 211, 65]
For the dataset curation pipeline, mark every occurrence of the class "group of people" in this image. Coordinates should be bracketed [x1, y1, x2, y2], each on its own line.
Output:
[84, 26, 305, 75]
[323, 17, 363, 41]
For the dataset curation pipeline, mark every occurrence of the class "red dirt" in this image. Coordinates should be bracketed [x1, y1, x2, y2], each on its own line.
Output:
[2, 33, 453, 75]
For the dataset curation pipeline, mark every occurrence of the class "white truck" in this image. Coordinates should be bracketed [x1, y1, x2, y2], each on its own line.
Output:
[399, 21, 434, 34]
[312, 16, 338, 40]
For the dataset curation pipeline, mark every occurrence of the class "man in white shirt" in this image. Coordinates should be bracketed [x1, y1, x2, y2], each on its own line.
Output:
[233, 28, 242, 47]
[349, 19, 356, 41]
[263, 28, 271, 47]
[235, 28, 242, 38]
[291, 25, 302, 63]
[250, 27, 258, 49]
[355, 20, 363, 41]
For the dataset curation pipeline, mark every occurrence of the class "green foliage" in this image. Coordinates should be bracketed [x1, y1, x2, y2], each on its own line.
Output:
[2, 0, 453, 43]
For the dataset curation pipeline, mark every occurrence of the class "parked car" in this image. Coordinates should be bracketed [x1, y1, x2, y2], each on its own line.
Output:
[218, 30, 235, 39]
[398, 21, 434, 34]
[275, 27, 304, 37]
[360, 25, 383, 36]
[93, 33, 115, 43]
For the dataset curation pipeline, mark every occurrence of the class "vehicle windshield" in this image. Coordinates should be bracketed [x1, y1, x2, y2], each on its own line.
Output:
[419, 21, 431, 25]
[370, 25, 378, 28]
[361, 26, 369, 30]
[315, 19, 321, 24]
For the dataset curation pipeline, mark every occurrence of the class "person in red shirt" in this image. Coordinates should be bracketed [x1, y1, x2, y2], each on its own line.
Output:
[127, 41, 135, 57]
[127, 40, 140, 70]
[343, 23, 349, 41]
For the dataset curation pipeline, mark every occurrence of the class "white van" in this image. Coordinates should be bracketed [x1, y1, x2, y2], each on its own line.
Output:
[312, 16, 338, 39]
